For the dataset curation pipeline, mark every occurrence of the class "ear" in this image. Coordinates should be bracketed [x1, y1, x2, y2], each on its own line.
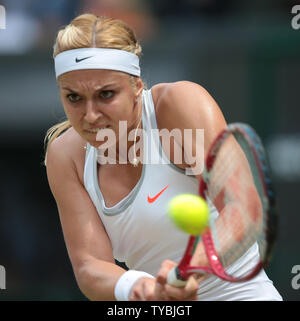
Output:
[135, 78, 144, 99]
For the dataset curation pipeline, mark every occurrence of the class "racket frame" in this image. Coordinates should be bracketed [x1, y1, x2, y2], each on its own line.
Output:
[173, 123, 277, 283]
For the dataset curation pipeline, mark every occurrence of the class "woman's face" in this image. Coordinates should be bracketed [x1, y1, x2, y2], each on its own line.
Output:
[58, 69, 143, 148]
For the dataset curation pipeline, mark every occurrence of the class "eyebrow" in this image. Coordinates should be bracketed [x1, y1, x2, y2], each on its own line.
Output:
[61, 83, 118, 92]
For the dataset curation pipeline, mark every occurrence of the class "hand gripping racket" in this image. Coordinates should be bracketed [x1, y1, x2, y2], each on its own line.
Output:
[167, 123, 277, 285]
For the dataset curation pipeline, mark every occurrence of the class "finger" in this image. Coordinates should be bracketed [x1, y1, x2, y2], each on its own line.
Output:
[129, 286, 142, 301]
[155, 284, 179, 301]
[154, 281, 197, 301]
[163, 284, 189, 300]
[129, 280, 143, 301]
[154, 282, 169, 301]
[183, 276, 199, 300]
[129, 278, 150, 301]
[163, 276, 199, 301]
[142, 279, 157, 301]
[157, 260, 177, 285]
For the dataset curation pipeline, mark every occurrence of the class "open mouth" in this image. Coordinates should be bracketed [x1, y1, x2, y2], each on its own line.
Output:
[86, 125, 110, 133]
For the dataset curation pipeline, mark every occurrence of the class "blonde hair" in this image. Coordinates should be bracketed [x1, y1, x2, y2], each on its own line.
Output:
[44, 13, 142, 164]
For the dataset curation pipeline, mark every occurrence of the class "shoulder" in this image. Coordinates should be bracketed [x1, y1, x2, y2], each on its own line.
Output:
[151, 81, 211, 104]
[46, 127, 87, 185]
[151, 80, 207, 103]
[151, 81, 221, 122]
[151, 81, 227, 145]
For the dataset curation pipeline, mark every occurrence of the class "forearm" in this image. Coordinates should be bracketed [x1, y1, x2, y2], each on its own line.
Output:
[75, 259, 126, 301]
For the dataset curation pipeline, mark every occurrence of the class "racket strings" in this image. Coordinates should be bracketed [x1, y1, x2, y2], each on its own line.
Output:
[206, 134, 267, 275]
[235, 134, 268, 260]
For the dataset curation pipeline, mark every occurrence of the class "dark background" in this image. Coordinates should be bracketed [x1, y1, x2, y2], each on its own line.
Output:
[0, 0, 300, 300]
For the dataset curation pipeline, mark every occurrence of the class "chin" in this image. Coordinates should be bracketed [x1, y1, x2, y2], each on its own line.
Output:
[85, 136, 113, 150]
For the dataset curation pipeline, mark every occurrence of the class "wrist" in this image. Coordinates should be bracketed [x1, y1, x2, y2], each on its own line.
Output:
[114, 270, 154, 301]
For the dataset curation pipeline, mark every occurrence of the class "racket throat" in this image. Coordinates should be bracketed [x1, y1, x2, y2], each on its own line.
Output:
[202, 231, 236, 282]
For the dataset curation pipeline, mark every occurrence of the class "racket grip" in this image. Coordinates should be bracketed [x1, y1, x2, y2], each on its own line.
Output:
[167, 266, 187, 287]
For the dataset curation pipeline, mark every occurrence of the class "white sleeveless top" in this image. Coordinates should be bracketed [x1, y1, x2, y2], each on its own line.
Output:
[83, 89, 282, 300]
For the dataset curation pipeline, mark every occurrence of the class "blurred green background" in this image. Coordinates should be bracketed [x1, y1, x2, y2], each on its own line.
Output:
[0, 0, 299, 300]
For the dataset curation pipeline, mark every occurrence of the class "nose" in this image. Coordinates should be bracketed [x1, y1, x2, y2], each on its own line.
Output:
[84, 100, 103, 124]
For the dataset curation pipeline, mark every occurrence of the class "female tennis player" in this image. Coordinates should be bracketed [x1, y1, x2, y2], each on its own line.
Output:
[45, 13, 282, 301]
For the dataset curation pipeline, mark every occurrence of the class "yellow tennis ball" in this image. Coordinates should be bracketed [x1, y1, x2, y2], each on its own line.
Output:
[168, 194, 210, 235]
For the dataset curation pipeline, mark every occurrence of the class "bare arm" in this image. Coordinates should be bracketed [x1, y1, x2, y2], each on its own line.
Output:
[46, 130, 197, 301]
[155, 81, 227, 268]
[154, 81, 262, 280]
[46, 133, 126, 300]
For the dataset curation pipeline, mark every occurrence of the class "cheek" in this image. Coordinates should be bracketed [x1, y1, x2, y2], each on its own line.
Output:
[63, 104, 82, 126]
[113, 95, 134, 119]
[63, 105, 74, 119]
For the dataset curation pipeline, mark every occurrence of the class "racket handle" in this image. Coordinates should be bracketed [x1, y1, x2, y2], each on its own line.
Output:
[167, 266, 187, 287]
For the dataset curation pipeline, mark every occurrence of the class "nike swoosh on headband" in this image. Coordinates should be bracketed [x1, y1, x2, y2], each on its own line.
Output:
[75, 56, 93, 63]
[147, 185, 169, 203]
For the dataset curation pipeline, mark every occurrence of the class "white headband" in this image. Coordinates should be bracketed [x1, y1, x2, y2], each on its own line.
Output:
[54, 48, 141, 78]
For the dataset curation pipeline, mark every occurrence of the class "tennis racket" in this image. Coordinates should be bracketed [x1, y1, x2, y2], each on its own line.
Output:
[167, 122, 277, 286]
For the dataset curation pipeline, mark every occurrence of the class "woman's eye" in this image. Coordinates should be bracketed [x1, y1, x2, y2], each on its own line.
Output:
[100, 90, 114, 99]
[67, 93, 81, 102]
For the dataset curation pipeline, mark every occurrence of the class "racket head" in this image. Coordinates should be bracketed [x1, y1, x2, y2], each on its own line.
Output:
[199, 123, 277, 282]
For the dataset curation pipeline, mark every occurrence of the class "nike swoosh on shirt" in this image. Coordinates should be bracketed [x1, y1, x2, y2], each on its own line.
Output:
[147, 185, 169, 203]
[75, 56, 93, 63]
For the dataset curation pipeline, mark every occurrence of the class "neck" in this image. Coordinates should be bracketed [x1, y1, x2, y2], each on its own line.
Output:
[115, 102, 143, 166]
